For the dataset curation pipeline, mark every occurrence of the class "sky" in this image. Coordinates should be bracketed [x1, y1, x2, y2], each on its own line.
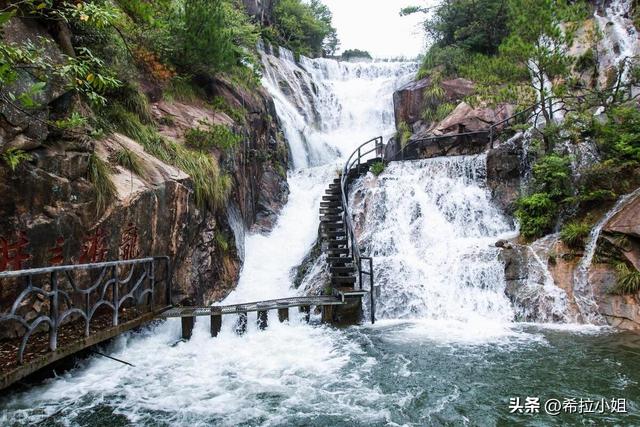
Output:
[321, 0, 430, 58]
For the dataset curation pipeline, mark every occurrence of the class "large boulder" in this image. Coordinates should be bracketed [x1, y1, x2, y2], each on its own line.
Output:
[604, 194, 640, 238]
[242, 0, 274, 26]
[486, 134, 525, 213]
[392, 77, 475, 128]
[432, 102, 515, 135]
[0, 18, 69, 151]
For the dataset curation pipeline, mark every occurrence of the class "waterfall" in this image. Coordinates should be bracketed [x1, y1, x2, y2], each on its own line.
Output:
[594, 0, 640, 86]
[572, 187, 640, 323]
[351, 155, 516, 323]
[222, 48, 417, 312]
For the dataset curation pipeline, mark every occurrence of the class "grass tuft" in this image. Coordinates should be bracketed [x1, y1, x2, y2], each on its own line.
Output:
[613, 263, 640, 295]
[87, 153, 116, 215]
[560, 222, 592, 249]
[114, 147, 144, 175]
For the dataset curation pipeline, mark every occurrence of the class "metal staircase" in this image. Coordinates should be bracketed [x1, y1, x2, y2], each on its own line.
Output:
[319, 137, 384, 323]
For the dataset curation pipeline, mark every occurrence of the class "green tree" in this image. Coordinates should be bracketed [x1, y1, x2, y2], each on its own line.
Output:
[180, 0, 258, 74]
[271, 0, 338, 57]
[499, 0, 587, 124]
[341, 49, 372, 60]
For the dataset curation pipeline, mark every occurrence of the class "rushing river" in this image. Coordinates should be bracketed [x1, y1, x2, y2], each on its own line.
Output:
[1, 45, 639, 426]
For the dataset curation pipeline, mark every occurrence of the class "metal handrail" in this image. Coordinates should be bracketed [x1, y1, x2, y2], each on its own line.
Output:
[0, 256, 171, 364]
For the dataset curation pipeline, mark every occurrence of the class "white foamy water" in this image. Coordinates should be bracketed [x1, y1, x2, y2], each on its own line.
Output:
[351, 156, 516, 324]
[2, 34, 621, 422]
[594, 0, 640, 86]
[0, 49, 419, 424]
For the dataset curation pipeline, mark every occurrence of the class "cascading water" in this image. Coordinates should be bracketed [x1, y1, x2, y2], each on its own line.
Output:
[572, 187, 640, 324]
[350, 154, 572, 326]
[594, 0, 640, 86]
[352, 156, 515, 323]
[3, 25, 640, 423]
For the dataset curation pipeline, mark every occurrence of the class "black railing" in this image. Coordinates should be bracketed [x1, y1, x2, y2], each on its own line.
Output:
[0, 257, 171, 364]
[340, 136, 383, 323]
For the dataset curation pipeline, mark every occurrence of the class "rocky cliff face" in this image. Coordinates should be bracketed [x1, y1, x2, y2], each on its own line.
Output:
[0, 17, 289, 312]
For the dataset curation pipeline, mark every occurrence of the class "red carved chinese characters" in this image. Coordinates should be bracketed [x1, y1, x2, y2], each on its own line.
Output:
[120, 223, 139, 260]
[48, 236, 65, 266]
[0, 231, 32, 272]
[79, 229, 109, 264]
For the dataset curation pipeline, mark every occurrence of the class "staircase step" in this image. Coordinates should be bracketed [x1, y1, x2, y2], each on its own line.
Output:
[319, 207, 343, 214]
[326, 247, 349, 255]
[320, 215, 342, 222]
[327, 256, 353, 265]
[332, 276, 357, 285]
[322, 230, 346, 237]
[320, 201, 341, 208]
[328, 183, 342, 190]
[322, 195, 341, 201]
[326, 240, 347, 247]
[321, 222, 345, 230]
[331, 266, 356, 274]
[325, 190, 342, 197]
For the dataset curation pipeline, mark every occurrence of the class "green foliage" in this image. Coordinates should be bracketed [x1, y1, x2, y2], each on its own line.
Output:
[271, 0, 338, 57]
[51, 112, 88, 130]
[613, 263, 640, 295]
[215, 232, 231, 253]
[423, 102, 455, 123]
[560, 222, 591, 249]
[515, 193, 556, 240]
[114, 146, 144, 175]
[180, 0, 258, 74]
[185, 123, 241, 151]
[102, 102, 232, 210]
[593, 106, 640, 163]
[341, 49, 371, 60]
[515, 154, 573, 240]
[2, 148, 32, 171]
[424, 0, 510, 56]
[87, 153, 116, 215]
[370, 161, 385, 176]
[531, 154, 572, 199]
[55, 47, 121, 106]
[397, 121, 412, 148]
[211, 96, 246, 123]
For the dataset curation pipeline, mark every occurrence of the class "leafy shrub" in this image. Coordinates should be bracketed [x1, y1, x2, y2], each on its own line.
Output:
[613, 263, 640, 295]
[594, 106, 640, 163]
[87, 153, 116, 215]
[370, 161, 385, 176]
[560, 222, 591, 249]
[515, 193, 556, 240]
[179, 0, 258, 74]
[531, 155, 573, 199]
